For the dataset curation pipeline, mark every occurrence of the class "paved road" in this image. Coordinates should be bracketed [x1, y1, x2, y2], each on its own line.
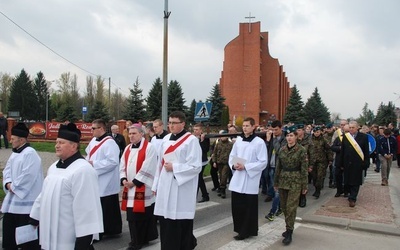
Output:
[1, 148, 400, 249]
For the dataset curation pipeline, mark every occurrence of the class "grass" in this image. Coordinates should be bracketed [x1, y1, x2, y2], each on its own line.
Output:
[30, 141, 87, 155]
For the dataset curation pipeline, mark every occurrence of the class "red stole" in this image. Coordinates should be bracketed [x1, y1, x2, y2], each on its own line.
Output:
[160, 133, 192, 172]
[121, 140, 148, 213]
[88, 136, 112, 159]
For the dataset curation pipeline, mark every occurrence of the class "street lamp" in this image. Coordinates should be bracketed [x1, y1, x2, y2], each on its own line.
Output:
[46, 94, 49, 122]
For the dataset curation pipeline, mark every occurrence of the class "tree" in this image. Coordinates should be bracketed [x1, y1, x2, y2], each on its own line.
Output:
[8, 69, 36, 120]
[54, 72, 80, 122]
[146, 77, 163, 120]
[356, 103, 375, 125]
[123, 77, 146, 121]
[32, 71, 49, 121]
[303, 87, 330, 124]
[168, 80, 187, 114]
[221, 106, 230, 128]
[87, 100, 110, 122]
[374, 102, 397, 126]
[283, 85, 305, 124]
[206, 83, 226, 126]
[110, 88, 125, 121]
[187, 99, 196, 125]
[0, 72, 13, 113]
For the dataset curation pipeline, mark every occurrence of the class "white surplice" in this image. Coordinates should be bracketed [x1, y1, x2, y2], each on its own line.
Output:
[85, 136, 120, 196]
[152, 133, 202, 220]
[1, 146, 43, 214]
[228, 136, 268, 194]
[30, 159, 103, 250]
[119, 138, 158, 207]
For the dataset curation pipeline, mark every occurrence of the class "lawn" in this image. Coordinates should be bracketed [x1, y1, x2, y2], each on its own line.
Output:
[30, 141, 87, 155]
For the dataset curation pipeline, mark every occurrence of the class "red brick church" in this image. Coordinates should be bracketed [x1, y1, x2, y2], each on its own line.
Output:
[219, 21, 291, 125]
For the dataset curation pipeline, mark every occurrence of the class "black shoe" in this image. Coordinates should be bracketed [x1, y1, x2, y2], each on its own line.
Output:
[315, 189, 320, 199]
[312, 190, 317, 197]
[198, 197, 209, 203]
[299, 195, 306, 207]
[220, 189, 226, 199]
[334, 193, 342, 197]
[211, 187, 219, 191]
[282, 230, 293, 245]
[264, 196, 273, 202]
[234, 234, 247, 240]
[344, 193, 349, 198]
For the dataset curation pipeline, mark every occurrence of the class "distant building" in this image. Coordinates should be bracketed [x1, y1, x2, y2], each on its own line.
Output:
[219, 21, 291, 125]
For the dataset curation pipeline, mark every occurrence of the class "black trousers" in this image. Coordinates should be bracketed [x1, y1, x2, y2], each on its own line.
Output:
[197, 165, 209, 198]
[159, 217, 197, 250]
[2, 213, 40, 250]
[100, 193, 122, 237]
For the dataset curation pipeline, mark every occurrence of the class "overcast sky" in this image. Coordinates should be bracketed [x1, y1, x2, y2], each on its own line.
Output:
[1, 0, 399, 120]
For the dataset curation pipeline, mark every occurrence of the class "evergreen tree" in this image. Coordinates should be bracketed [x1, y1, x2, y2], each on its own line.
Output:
[356, 103, 375, 125]
[168, 80, 187, 114]
[146, 77, 163, 120]
[87, 100, 110, 122]
[8, 69, 36, 120]
[374, 102, 397, 126]
[221, 106, 230, 128]
[32, 71, 49, 121]
[303, 87, 330, 124]
[187, 99, 196, 125]
[123, 77, 146, 121]
[283, 85, 305, 124]
[57, 104, 79, 122]
[206, 83, 226, 126]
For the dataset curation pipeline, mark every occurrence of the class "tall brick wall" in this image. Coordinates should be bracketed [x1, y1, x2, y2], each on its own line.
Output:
[220, 21, 290, 125]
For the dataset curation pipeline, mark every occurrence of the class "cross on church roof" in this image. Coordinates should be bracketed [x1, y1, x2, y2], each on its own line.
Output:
[245, 12, 255, 33]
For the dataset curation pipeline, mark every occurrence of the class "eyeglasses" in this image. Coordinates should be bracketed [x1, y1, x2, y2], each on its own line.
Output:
[91, 127, 101, 130]
[168, 121, 183, 125]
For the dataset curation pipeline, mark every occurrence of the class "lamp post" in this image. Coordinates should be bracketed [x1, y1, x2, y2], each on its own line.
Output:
[46, 94, 49, 122]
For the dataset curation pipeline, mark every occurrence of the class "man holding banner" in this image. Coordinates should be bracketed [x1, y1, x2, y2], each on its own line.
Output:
[337, 121, 370, 207]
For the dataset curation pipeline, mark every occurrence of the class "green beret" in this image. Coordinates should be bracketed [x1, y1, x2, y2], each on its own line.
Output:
[287, 125, 297, 134]
[296, 124, 304, 129]
[313, 126, 321, 132]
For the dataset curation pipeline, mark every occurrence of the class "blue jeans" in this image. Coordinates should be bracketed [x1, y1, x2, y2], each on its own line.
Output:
[375, 155, 381, 171]
[270, 190, 280, 214]
[260, 168, 268, 194]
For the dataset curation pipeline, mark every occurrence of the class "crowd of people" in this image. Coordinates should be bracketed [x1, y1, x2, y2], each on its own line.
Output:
[1, 113, 399, 249]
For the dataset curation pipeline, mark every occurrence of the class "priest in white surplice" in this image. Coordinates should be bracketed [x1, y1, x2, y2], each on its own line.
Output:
[85, 119, 122, 238]
[152, 111, 202, 250]
[229, 117, 268, 241]
[120, 124, 158, 250]
[2, 123, 43, 249]
[30, 123, 103, 250]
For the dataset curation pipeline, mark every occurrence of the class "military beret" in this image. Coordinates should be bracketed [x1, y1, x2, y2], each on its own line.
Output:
[287, 125, 297, 134]
[313, 126, 321, 132]
[296, 124, 304, 129]
[326, 123, 333, 128]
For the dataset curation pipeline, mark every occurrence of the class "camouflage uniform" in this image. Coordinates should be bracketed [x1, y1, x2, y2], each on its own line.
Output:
[211, 139, 233, 191]
[274, 143, 308, 231]
[310, 134, 333, 196]
[324, 131, 335, 187]
[297, 133, 313, 207]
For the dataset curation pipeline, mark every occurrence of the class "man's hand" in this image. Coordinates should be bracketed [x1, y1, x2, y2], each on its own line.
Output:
[164, 162, 173, 172]
[234, 163, 245, 171]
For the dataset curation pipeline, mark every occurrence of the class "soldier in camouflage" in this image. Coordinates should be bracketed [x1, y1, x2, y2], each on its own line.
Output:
[274, 125, 308, 245]
[310, 126, 333, 199]
[211, 131, 234, 198]
[296, 124, 313, 207]
[323, 123, 336, 188]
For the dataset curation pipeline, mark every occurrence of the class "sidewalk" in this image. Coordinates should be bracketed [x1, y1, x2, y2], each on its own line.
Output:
[300, 164, 400, 236]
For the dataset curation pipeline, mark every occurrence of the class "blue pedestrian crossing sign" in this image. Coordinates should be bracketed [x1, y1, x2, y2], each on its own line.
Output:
[194, 102, 212, 121]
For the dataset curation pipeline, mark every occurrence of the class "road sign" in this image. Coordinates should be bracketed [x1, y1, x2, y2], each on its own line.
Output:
[82, 106, 88, 114]
[367, 133, 376, 154]
[194, 102, 212, 121]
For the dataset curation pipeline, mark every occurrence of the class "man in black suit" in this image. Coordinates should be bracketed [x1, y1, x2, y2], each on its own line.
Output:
[337, 121, 370, 207]
[111, 125, 126, 159]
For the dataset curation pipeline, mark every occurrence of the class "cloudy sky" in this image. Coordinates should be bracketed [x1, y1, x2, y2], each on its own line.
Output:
[1, 0, 399, 119]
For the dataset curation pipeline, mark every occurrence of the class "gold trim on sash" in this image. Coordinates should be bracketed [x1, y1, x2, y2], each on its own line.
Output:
[337, 129, 343, 141]
[345, 132, 364, 161]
